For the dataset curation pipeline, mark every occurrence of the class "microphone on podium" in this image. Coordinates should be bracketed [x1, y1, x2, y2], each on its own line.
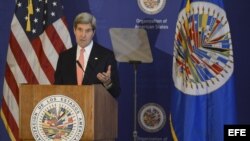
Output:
[76, 60, 84, 72]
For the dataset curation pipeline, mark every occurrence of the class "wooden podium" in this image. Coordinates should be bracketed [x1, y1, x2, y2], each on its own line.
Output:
[19, 84, 118, 141]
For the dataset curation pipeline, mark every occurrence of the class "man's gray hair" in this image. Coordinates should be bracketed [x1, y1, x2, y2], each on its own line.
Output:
[73, 12, 96, 31]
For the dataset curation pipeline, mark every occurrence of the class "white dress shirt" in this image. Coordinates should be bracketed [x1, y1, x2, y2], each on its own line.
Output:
[76, 41, 93, 72]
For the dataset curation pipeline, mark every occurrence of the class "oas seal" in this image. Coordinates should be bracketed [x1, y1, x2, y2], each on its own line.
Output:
[137, 0, 166, 15]
[173, 2, 234, 95]
[138, 103, 166, 133]
[30, 95, 85, 141]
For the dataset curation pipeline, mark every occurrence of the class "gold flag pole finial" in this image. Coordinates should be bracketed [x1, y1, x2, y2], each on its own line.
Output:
[26, 0, 34, 32]
[185, 0, 191, 13]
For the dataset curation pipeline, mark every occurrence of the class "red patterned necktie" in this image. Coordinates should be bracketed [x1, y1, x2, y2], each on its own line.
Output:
[77, 48, 84, 85]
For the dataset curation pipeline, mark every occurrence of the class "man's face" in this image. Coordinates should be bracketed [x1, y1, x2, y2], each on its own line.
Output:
[74, 23, 95, 48]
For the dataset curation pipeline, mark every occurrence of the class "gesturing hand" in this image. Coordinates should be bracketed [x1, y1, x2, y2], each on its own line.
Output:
[97, 65, 112, 88]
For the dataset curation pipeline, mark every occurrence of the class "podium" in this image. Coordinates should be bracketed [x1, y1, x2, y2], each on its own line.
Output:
[19, 84, 118, 141]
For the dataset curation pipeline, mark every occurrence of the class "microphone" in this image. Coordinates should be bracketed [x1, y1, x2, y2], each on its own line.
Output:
[76, 60, 84, 72]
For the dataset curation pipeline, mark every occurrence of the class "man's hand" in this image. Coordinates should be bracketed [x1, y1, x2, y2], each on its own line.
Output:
[97, 65, 112, 88]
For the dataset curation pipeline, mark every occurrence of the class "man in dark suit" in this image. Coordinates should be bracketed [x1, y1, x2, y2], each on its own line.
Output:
[54, 12, 120, 98]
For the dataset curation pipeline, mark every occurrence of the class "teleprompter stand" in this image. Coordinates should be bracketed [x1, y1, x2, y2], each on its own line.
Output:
[110, 28, 153, 141]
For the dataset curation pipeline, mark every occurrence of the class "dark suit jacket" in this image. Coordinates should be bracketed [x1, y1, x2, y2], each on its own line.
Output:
[54, 42, 120, 98]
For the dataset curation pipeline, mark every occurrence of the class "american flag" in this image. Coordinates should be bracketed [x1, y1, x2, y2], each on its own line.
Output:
[0, 0, 71, 140]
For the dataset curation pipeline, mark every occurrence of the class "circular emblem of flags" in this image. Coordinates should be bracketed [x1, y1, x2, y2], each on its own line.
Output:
[173, 2, 234, 95]
[30, 95, 85, 141]
[138, 103, 166, 133]
[137, 0, 166, 15]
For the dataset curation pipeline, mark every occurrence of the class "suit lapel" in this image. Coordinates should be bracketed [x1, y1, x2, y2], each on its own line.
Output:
[84, 43, 101, 84]
[88, 46, 99, 68]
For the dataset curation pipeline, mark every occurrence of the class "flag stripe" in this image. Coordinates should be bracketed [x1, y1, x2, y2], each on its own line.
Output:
[4, 65, 19, 105]
[39, 32, 59, 70]
[31, 37, 55, 83]
[6, 44, 27, 84]
[56, 17, 72, 49]
[1, 100, 18, 139]
[9, 32, 38, 84]
[46, 22, 67, 54]
[3, 81, 19, 126]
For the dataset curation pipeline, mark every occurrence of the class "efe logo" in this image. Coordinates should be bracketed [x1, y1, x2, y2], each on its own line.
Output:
[228, 129, 246, 136]
[224, 125, 250, 141]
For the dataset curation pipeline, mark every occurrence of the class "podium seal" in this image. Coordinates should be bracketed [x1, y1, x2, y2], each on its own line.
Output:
[30, 95, 85, 141]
